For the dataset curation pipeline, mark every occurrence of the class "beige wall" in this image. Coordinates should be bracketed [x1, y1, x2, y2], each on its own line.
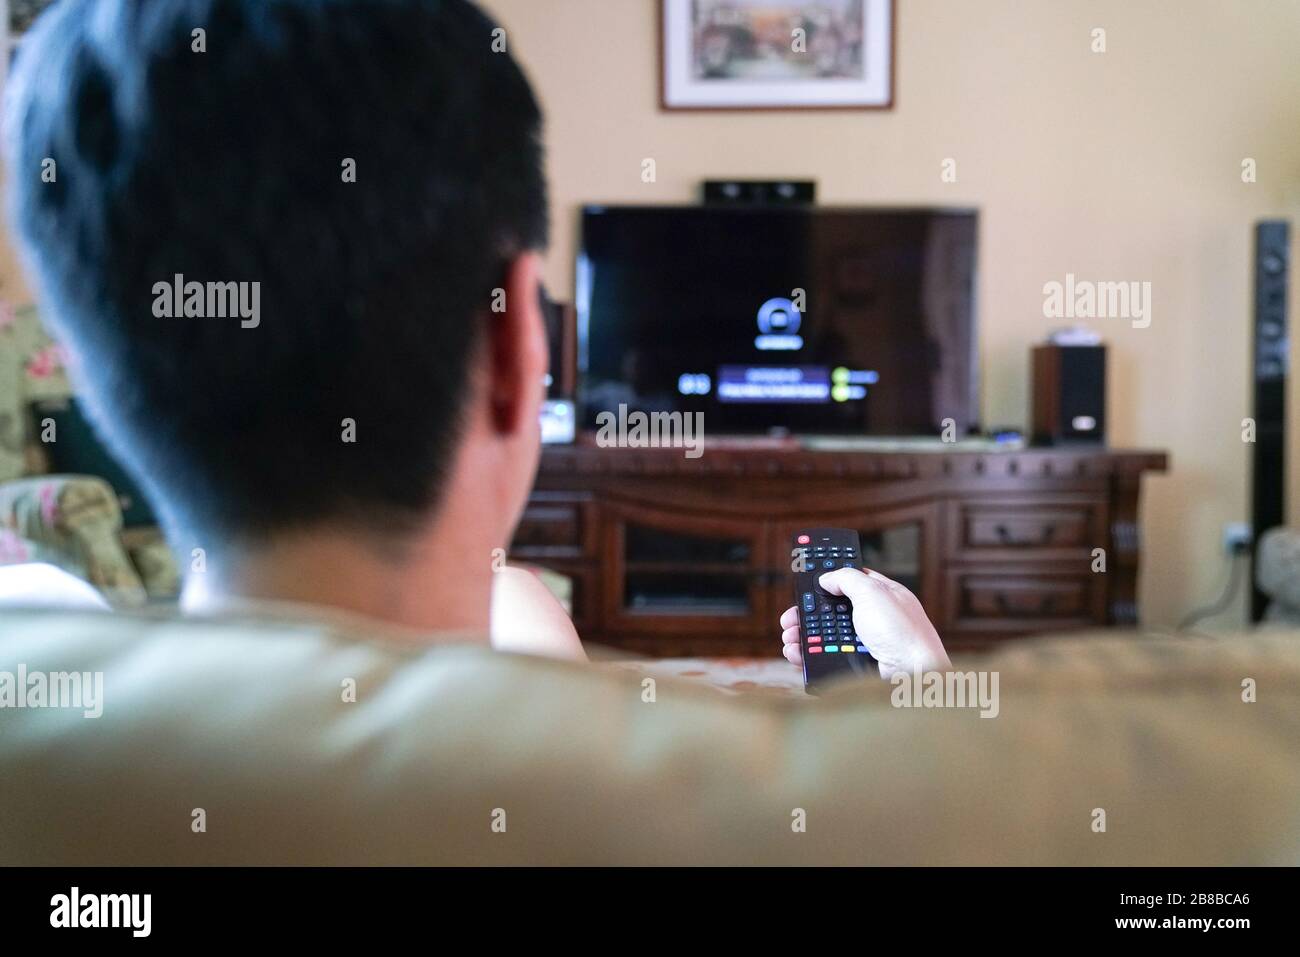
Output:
[482, 0, 1300, 630]
[2, 1, 1297, 631]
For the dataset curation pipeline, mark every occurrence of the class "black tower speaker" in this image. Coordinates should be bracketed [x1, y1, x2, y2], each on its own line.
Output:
[1251, 220, 1290, 621]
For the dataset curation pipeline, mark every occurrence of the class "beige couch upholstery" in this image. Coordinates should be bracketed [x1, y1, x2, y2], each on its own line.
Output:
[1, 608, 1297, 865]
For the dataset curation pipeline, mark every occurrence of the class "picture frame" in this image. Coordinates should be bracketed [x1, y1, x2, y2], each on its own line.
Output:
[660, 0, 894, 111]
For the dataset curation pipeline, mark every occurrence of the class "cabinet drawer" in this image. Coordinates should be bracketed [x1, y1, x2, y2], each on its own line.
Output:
[512, 494, 592, 558]
[945, 569, 1105, 633]
[949, 499, 1107, 561]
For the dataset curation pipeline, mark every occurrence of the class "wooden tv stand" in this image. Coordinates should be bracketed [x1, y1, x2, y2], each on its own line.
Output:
[512, 441, 1168, 657]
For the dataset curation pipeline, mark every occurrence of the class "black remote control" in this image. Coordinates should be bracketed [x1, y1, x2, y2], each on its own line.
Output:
[791, 528, 877, 692]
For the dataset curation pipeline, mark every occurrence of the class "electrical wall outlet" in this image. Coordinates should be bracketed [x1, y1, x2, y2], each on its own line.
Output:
[1223, 522, 1253, 554]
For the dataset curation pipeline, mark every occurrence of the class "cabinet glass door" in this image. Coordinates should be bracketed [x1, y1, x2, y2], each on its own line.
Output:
[858, 524, 922, 596]
[624, 524, 752, 615]
[605, 506, 768, 636]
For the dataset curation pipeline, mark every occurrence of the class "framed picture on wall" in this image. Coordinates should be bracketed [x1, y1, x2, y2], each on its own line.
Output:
[661, 0, 894, 110]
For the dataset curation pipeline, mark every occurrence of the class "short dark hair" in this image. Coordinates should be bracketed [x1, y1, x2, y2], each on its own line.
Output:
[5, 0, 548, 546]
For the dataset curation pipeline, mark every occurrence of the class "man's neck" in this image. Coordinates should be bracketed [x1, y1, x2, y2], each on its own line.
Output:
[180, 524, 492, 638]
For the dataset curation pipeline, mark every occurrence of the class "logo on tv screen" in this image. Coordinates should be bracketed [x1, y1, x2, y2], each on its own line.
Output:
[754, 297, 803, 351]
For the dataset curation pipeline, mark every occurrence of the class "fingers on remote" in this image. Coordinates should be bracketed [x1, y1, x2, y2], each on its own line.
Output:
[792, 529, 872, 672]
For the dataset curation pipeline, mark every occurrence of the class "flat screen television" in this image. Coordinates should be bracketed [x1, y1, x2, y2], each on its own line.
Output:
[576, 205, 978, 437]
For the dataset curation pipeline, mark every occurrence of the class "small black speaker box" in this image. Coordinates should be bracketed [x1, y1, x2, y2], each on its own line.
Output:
[1031, 344, 1106, 446]
[702, 180, 816, 206]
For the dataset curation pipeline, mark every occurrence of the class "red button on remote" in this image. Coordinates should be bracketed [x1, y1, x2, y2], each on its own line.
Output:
[808, 646, 823, 653]
[806, 635, 821, 643]
[797, 535, 810, 544]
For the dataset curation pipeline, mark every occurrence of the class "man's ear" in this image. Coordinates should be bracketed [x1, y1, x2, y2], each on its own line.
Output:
[488, 252, 547, 435]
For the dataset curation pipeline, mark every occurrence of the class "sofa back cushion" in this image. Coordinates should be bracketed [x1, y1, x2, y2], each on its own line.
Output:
[1, 609, 1297, 864]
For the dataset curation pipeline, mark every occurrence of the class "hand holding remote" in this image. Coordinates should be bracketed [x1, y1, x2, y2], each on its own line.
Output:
[781, 567, 951, 680]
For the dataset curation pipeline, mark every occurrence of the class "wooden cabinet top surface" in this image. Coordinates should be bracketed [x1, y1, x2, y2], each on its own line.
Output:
[539, 442, 1168, 481]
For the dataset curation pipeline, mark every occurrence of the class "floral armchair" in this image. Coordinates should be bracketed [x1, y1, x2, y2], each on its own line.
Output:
[0, 474, 157, 605]
[0, 301, 178, 604]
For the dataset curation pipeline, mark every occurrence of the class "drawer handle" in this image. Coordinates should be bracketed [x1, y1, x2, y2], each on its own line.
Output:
[995, 523, 1056, 546]
[996, 593, 1056, 615]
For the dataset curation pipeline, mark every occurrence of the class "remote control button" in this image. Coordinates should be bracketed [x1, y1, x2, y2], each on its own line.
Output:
[808, 646, 823, 654]
[797, 534, 810, 545]
[836, 603, 849, 612]
[806, 635, 821, 643]
[856, 646, 871, 653]
[821, 560, 836, 569]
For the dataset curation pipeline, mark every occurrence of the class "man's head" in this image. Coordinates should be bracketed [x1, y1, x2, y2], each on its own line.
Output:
[5, 0, 549, 559]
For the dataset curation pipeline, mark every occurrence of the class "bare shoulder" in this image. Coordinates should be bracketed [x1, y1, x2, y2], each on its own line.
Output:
[489, 565, 587, 662]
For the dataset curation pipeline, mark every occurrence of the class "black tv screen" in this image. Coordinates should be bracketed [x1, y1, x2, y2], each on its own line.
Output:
[576, 205, 978, 437]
